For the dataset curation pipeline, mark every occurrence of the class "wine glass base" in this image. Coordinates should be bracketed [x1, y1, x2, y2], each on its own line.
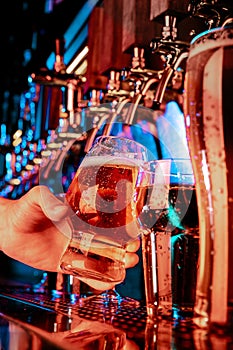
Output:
[79, 289, 140, 308]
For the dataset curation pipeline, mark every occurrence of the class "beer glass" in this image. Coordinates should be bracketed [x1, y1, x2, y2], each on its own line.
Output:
[59, 136, 149, 303]
[184, 24, 233, 330]
[140, 159, 199, 320]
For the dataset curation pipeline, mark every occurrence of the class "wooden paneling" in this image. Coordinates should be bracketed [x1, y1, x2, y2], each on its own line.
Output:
[99, 0, 131, 74]
[84, 6, 108, 92]
[85, 0, 193, 91]
[122, 0, 158, 52]
[150, 0, 190, 21]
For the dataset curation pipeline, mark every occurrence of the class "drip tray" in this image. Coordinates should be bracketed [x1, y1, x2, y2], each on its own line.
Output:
[0, 288, 147, 349]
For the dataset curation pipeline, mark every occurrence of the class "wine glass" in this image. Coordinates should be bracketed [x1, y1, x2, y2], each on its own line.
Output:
[59, 136, 150, 306]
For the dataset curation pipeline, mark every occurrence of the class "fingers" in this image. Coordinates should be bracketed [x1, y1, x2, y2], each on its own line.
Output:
[78, 277, 117, 291]
[125, 238, 140, 252]
[125, 252, 139, 268]
[125, 238, 140, 268]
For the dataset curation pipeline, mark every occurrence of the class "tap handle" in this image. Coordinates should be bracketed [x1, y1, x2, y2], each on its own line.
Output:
[54, 37, 66, 74]
[132, 47, 145, 69]
[162, 15, 177, 41]
[187, 0, 201, 15]
[187, 0, 233, 28]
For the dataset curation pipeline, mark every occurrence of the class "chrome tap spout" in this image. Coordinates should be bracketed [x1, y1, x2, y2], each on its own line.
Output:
[125, 77, 159, 125]
[187, 0, 233, 29]
[150, 14, 190, 108]
[102, 98, 132, 137]
[154, 51, 189, 106]
[83, 107, 111, 153]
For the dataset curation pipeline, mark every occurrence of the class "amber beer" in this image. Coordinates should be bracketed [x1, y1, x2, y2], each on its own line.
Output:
[184, 26, 233, 328]
[60, 155, 143, 283]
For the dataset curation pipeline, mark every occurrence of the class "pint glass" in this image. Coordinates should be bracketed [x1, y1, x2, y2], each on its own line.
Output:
[184, 25, 233, 330]
[140, 159, 199, 320]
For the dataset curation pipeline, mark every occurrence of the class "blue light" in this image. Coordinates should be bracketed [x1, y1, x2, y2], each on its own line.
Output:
[190, 27, 221, 45]
[0, 124, 7, 145]
[6, 153, 11, 164]
[18, 118, 23, 131]
[21, 139, 27, 149]
[16, 162, 21, 173]
[23, 49, 32, 65]
[1, 124, 6, 134]
[28, 75, 33, 84]
[15, 145, 21, 154]
[64, 0, 99, 48]
[46, 25, 88, 69]
[46, 0, 99, 69]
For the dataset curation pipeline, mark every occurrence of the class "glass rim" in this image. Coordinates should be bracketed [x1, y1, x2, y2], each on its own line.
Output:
[145, 158, 195, 177]
[146, 158, 193, 165]
[94, 135, 147, 147]
[92, 135, 149, 154]
[189, 25, 233, 58]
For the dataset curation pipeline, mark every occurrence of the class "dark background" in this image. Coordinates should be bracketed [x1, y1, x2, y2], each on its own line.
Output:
[0, 0, 87, 98]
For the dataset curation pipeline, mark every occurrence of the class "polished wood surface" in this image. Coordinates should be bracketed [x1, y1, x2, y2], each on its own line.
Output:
[150, 0, 190, 20]
[122, 0, 159, 52]
[85, 6, 108, 92]
[100, 0, 131, 74]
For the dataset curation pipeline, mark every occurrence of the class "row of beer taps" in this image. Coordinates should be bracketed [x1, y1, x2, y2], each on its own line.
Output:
[40, 15, 188, 177]
[1, 0, 233, 198]
[96, 0, 233, 138]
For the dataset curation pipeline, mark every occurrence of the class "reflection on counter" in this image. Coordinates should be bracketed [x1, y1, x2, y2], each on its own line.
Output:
[0, 313, 126, 350]
[1, 287, 233, 349]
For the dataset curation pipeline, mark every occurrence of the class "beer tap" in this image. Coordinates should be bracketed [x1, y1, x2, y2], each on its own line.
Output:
[149, 15, 190, 108]
[31, 37, 88, 187]
[187, 0, 233, 29]
[104, 48, 162, 130]
[89, 49, 162, 139]
[149, 2, 233, 111]
[124, 77, 160, 125]
[128, 47, 163, 81]
[101, 70, 133, 137]
[84, 66, 137, 150]
[104, 70, 132, 101]
[101, 98, 131, 137]
[31, 38, 86, 88]
[83, 89, 113, 153]
[31, 37, 86, 144]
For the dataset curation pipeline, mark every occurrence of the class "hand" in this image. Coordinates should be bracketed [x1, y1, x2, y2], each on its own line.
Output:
[0, 186, 71, 272]
[0, 186, 140, 290]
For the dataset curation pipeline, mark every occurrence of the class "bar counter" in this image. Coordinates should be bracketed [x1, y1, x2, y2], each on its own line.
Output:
[0, 285, 233, 349]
